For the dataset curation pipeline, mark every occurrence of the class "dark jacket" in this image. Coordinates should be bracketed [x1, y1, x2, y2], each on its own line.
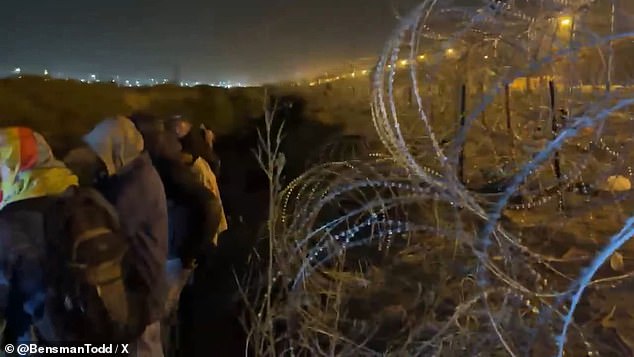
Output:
[66, 147, 169, 324]
[131, 118, 222, 268]
[0, 197, 54, 345]
[95, 153, 168, 323]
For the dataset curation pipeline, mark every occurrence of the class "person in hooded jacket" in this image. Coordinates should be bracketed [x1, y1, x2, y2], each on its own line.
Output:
[130, 113, 223, 354]
[64, 116, 168, 357]
[0, 127, 79, 346]
[162, 115, 227, 246]
[130, 113, 222, 263]
[191, 155, 227, 246]
[129, 113, 222, 305]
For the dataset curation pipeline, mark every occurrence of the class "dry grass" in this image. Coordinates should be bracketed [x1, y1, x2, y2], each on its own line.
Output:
[242, 1, 634, 356]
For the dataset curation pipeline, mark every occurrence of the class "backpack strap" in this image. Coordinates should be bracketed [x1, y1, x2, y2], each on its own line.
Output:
[69, 227, 113, 264]
[74, 188, 121, 229]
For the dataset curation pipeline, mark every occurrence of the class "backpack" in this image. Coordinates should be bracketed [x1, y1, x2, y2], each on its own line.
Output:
[37, 186, 137, 342]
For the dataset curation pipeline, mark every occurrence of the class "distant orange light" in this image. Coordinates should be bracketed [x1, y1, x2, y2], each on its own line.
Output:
[581, 126, 594, 136]
[399, 59, 409, 66]
[417, 54, 425, 61]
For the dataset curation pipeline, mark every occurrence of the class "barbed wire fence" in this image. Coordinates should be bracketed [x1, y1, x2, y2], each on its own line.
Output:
[243, 0, 634, 355]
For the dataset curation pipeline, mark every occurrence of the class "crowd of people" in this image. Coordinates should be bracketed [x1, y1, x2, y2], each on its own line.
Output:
[0, 114, 227, 356]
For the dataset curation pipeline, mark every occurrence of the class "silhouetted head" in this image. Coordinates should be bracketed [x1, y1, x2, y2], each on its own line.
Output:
[129, 112, 165, 135]
[166, 115, 192, 139]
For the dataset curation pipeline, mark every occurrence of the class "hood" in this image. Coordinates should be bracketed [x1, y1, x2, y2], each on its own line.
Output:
[83, 116, 145, 176]
[0, 127, 78, 209]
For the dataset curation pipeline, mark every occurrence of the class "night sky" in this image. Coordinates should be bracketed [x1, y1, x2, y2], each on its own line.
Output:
[1, 0, 419, 84]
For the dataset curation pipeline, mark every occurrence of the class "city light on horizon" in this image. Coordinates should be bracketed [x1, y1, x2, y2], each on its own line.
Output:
[1, 66, 253, 88]
[2, 61, 374, 89]
[2, 59, 383, 87]
[3, 1, 424, 86]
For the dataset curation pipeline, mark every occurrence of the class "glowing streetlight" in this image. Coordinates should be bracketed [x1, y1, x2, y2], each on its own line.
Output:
[484, 55, 489, 60]
[559, 17, 572, 27]
[557, 16, 573, 44]
[399, 59, 409, 67]
[361, 70, 368, 75]
[13, 68, 21, 75]
[44, 69, 49, 76]
[445, 48, 455, 56]
[417, 54, 426, 61]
